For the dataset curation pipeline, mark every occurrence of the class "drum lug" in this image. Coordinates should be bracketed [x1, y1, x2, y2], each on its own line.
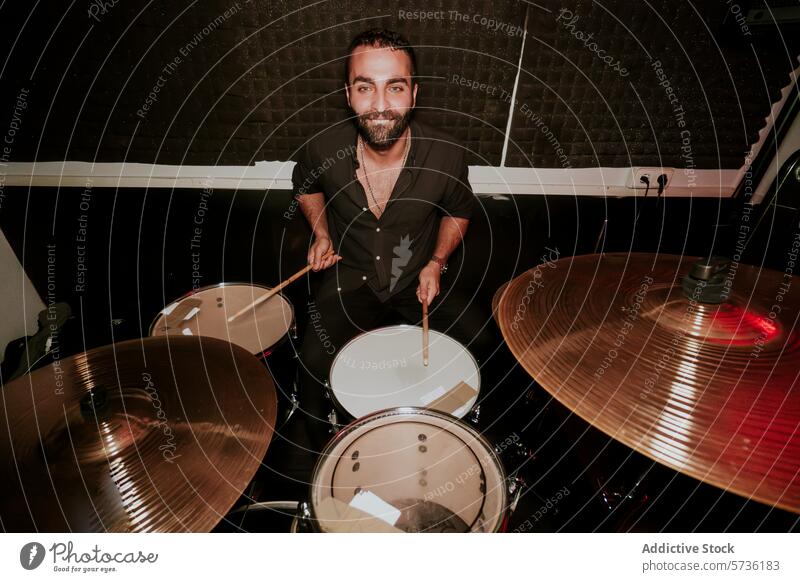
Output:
[468, 404, 481, 425]
[327, 409, 340, 432]
[294, 501, 312, 532]
[299, 500, 312, 520]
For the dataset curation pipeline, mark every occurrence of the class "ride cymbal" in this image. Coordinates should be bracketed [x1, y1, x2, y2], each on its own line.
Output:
[494, 252, 800, 514]
[0, 335, 277, 532]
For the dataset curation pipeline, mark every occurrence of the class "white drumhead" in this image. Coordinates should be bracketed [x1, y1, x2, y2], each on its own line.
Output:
[330, 325, 480, 419]
[311, 408, 507, 533]
[150, 284, 294, 355]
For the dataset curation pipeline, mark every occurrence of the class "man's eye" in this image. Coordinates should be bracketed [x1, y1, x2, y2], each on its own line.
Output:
[357, 86, 371, 92]
[389, 86, 404, 92]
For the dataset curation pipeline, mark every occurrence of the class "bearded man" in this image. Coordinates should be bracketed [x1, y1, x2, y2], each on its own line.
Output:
[292, 28, 494, 448]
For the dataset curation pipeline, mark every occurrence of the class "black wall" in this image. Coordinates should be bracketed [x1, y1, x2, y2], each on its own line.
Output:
[0, 0, 796, 168]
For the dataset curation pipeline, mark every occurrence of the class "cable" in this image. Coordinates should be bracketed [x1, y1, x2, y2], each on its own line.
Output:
[633, 175, 650, 228]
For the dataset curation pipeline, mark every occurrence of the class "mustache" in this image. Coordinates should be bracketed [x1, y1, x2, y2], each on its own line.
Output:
[360, 111, 403, 121]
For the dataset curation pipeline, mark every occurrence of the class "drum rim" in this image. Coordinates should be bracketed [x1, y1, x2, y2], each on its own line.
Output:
[308, 406, 508, 533]
[327, 324, 482, 419]
[148, 281, 296, 348]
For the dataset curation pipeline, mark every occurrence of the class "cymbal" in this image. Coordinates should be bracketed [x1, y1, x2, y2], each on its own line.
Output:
[0, 335, 277, 532]
[494, 252, 800, 514]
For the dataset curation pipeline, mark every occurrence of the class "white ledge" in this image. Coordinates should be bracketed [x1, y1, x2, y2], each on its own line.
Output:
[1, 161, 739, 197]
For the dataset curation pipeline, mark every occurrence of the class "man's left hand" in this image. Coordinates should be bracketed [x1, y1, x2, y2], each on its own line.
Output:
[417, 262, 441, 304]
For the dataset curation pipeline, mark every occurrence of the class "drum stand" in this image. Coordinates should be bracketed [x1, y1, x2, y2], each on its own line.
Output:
[498, 441, 535, 515]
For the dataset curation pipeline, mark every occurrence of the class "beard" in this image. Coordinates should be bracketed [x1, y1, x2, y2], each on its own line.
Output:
[354, 108, 412, 149]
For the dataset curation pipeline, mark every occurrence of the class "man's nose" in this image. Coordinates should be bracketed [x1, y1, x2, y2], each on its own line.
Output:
[372, 88, 387, 112]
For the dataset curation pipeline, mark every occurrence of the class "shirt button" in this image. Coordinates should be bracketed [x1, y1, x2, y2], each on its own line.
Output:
[337, 287, 342, 292]
[376, 227, 380, 232]
[362, 275, 367, 281]
[376, 255, 381, 260]
[362, 207, 368, 212]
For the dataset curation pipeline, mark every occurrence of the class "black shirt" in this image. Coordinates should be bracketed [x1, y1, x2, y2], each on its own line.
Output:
[291, 117, 474, 301]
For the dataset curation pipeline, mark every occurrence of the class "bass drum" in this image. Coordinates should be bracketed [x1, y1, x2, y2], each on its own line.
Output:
[307, 407, 507, 532]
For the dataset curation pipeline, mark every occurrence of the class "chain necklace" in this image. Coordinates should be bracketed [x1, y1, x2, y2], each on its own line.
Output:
[358, 131, 410, 217]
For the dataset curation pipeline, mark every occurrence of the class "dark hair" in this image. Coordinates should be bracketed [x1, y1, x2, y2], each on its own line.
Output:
[344, 28, 417, 86]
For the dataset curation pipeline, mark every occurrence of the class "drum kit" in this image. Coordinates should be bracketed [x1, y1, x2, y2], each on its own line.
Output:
[1, 251, 798, 532]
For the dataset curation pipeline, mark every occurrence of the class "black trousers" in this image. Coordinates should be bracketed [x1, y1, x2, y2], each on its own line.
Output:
[296, 274, 498, 452]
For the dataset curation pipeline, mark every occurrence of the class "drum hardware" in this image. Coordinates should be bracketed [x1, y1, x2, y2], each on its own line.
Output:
[283, 383, 300, 425]
[272, 358, 303, 428]
[494, 252, 800, 516]
[327, 408, 340, 431]
[227, 500, 300, 515]
[595, 468, 649, 513]
[494, 438, 535, 469]
[289, 501, 313, 533]
[507, 475, 527, 514]
[322, 384, 342, 432]
[0, 336, 277, 532]
[467, 404, 480, 425]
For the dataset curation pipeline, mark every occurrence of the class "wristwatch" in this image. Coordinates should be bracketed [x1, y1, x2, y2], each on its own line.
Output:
[429, 255, 448, 274]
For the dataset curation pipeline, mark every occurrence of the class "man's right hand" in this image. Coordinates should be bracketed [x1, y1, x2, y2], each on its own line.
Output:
[308, 236, 341, 271]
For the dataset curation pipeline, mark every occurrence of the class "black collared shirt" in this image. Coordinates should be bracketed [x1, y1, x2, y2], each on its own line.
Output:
[291, 118, 474, 301]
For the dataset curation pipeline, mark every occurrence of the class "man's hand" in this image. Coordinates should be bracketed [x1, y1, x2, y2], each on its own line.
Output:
[417, 262, 441, 304]
[308, 236, 341, 271]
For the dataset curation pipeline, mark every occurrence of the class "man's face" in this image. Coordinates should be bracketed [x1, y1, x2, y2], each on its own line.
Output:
[346, 45, 418, 149]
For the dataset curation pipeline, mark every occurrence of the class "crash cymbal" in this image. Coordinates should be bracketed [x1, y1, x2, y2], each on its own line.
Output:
[0, 335, 277, 532]
[495, 252, 800, 514]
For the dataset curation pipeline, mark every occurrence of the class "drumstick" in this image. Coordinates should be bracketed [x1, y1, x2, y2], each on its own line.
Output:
[227, 250, 336, 322]
[422, 298, 429, 367]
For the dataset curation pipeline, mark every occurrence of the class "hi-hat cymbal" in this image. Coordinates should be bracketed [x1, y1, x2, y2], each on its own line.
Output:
[494, 252, 800, 514]
[0, 335, 277, 532]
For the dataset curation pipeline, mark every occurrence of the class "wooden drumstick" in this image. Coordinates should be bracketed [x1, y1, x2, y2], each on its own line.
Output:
[422, 299, 429, 367]
[227, 250, 336, 322]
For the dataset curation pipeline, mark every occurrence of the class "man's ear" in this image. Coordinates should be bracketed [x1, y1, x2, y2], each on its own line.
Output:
[345, 84, 351, 108]
[412, 83, 418, 107]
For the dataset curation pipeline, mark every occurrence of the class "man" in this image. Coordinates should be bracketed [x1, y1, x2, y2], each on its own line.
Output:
[292, 28, 494, 449]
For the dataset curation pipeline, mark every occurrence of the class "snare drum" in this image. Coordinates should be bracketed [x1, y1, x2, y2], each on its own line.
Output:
[308, 407, 507, 532]
[328, 325, 481, 423]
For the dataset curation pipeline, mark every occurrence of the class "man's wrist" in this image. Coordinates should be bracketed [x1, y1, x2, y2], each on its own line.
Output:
[429, 255, 448, 274]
